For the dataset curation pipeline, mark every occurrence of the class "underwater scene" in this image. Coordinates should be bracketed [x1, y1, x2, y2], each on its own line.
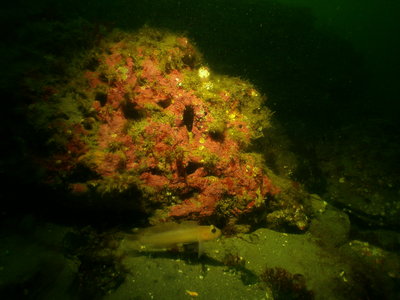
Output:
[1, 0, 399, 299]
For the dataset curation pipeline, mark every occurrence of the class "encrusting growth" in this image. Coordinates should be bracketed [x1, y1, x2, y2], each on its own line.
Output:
[28, 27, 308, 227]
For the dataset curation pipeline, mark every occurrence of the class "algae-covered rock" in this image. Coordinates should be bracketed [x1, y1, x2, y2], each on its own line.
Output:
[27, 26, 308, 227]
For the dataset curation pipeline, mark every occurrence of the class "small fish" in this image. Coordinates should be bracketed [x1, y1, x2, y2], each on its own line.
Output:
[122, 221, 221, 257]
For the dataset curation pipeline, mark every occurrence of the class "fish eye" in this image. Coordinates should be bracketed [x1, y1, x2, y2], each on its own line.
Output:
[211, 226, 216, 234]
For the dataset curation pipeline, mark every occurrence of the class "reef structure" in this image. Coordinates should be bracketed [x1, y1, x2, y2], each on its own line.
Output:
[28, 27, 285, 222]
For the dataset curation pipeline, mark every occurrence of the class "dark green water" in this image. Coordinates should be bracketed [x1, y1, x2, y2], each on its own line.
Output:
[278, 0, 400, 116]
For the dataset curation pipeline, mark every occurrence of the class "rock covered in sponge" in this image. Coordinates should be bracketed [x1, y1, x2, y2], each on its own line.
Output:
[28, 27, 290, 223]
